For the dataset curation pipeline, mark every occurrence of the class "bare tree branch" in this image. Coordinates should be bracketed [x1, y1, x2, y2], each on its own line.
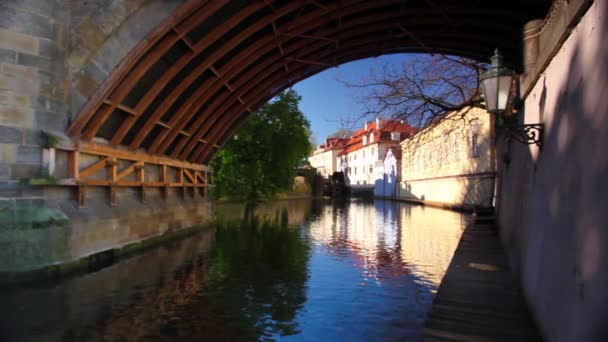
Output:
[341, 54, 486, 131]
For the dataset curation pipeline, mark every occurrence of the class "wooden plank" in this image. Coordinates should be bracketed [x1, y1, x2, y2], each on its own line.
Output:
[151, 1, 347, 156]
[172, 3, 416, 159]
[58, 142, 209, 171]
[68, 150, 79, 180]
[79, 157, 110, 179]
[124, 1, 271, 149]
[65, 0, 209, 136]
[92, 1, 229, 142]
[194, 33, 444, 161]
[135, 1, 308, 150]
[183, 169, 196, 183]
[420, 222, 542, 341]
[116, 161, 144, 180]
[106, 157, 117, 181]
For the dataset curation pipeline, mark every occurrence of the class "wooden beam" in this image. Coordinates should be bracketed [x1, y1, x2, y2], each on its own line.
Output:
[58, 142, 209, 172]
[79, 157, 110, 179]
[139, 2, 395, 157]
[68, 0, 227, 138]
[167, 4, 414, 159]
[130, 1, 309, 151]
[280, 32, 337, 43]
[116, 161, 144, 181]
[285, 57, 335, 67]
[122, 1, 272, 149]
[68, 150, 79, 180]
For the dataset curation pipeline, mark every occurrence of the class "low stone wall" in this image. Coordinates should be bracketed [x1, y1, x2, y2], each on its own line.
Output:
[0, 190, 214, 277]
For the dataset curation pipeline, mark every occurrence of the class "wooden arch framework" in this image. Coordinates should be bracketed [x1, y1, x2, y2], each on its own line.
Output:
[67, 0, 552, 165]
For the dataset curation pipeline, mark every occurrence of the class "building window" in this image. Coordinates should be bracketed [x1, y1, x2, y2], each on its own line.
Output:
[369, 165, 373, 174]
[470, 120, 480, 158]
[354, 167, 357, 175]
[363, 150, 365, 158]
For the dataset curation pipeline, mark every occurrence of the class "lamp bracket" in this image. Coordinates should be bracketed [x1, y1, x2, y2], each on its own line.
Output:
[504, 123, 544, 147]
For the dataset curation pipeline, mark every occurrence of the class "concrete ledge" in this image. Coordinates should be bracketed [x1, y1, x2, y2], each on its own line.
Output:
[0, 191, 215, 276]
[378, 196, 493, 214]
[0, 221, 214, 287]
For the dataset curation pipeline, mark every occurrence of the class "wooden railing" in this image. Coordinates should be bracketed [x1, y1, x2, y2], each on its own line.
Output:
[53, 142, 213, 207]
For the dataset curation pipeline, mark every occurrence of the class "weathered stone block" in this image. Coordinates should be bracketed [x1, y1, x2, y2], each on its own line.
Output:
[66, 43, 92, 75]
[0, 4, 16, 29]
[13, 0, 56, 17]
[39, 39, 63, 60]
[22, 128, 43, 146]
[0, 125, 22, 143]
[0, 28, 39, 55]
[56, 23, 68, 50]
[70, 91, 87, 119]
[75, 17, 106, 52]
[34, 109, 66, 132]
[94, 31, 136, 75]
[0, 143, 18, 163]
[0, 90, 30, 109]
[0, 48, 17, 64]
[73, 70, 100, 99]
[17, 53, 61, 75]
[1, 62, 37, 79]
[16, 145, 41, 164]
[0, 105, 34, 127]
[0, 74, 40, 96]
[16, 10, 55, 40]
[0, 163, 10, 181]
[34, 95, 66, 114]
[37, 71, 63, 99]
[11, 164, 40, 179]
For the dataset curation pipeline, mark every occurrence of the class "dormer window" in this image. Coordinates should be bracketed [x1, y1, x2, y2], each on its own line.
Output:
[370, 133, 374, 143]
[363, 135, 367, 145]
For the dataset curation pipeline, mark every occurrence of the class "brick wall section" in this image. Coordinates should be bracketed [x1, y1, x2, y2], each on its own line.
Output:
[0, 0, 69, 189]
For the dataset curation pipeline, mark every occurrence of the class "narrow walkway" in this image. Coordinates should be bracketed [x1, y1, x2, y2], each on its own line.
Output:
[420, 220, 543, 341]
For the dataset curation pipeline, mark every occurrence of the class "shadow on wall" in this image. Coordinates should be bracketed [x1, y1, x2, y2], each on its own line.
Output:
[497, 3, 608, 340]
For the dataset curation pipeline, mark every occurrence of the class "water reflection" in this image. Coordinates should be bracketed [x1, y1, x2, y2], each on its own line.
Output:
[0, 199, 465, 341]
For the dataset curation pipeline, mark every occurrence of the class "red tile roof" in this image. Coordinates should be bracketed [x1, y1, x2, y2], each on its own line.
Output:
[337, 119, 416, 155]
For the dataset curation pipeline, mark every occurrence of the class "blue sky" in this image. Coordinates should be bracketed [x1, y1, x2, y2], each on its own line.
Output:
[292, 53, 415, 144]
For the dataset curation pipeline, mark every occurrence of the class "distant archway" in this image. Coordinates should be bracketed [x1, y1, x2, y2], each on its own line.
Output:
[67, 0, 552, 164]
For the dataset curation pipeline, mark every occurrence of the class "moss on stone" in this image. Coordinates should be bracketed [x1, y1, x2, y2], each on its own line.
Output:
[19, 176, 60, 186]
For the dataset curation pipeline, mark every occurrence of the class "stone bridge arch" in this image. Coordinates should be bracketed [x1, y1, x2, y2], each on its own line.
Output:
[65, 0, 552, 164]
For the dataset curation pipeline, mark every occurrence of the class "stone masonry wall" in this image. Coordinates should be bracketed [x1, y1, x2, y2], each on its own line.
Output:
[0, 0, 184, 191]
[0, 0, 70, 190]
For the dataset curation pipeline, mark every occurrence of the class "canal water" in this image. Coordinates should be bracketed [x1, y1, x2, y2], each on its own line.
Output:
[0, 199, 467, 341]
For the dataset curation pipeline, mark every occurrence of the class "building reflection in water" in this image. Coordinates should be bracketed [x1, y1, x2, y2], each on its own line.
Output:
[307, 199, 465, 289]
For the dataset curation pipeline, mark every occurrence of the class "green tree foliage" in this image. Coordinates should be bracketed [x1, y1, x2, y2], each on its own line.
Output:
[211, 90, 312, 201]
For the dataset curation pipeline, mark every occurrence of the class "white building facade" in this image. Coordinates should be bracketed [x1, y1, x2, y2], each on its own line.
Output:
[308, 138, 348, 178]
[338, 118, 415, 191]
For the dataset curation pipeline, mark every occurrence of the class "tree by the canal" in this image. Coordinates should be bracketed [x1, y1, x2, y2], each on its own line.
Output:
[211, 90, 313, 201]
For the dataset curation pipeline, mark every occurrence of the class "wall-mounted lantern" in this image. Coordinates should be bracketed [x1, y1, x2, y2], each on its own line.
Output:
[480, 49, 544, 147]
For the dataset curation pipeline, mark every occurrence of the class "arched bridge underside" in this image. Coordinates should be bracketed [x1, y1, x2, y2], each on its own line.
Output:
[67, 0, 551, 164]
